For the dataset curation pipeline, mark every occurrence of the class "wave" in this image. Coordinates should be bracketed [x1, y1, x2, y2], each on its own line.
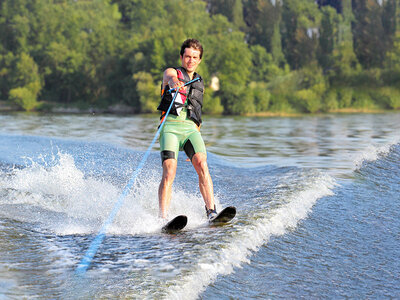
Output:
[353, 140, 400, 171]
[164, 172, 336, 299]
[0, 144, 223, 236]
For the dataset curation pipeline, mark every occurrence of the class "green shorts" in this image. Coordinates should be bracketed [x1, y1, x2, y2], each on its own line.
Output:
[159, 109, 206, 163]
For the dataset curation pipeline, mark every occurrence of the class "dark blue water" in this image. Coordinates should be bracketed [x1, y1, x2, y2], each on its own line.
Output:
[203, 143, 400, 299]
[0, 112, 399, 299]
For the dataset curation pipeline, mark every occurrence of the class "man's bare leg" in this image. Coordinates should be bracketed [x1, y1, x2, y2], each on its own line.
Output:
[191, 153, 215, 210]
[158, 159, 177, 219]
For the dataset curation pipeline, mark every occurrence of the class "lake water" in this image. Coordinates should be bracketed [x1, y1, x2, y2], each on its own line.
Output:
[0, 112, 399, 299]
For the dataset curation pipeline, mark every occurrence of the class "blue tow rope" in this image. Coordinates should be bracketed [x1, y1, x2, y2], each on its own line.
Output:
[75, 77, 200, 275]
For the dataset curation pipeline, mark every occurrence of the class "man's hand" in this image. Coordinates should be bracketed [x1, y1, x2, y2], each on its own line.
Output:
[168, 78, 184, 91]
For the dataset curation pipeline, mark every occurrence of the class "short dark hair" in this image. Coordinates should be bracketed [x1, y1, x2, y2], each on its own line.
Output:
[180, 39, 203, 59]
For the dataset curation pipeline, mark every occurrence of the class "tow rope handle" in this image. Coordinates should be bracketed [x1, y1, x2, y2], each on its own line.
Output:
[166, 77, 200, 94]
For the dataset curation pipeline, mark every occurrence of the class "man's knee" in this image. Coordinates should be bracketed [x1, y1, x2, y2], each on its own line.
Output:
[162, 159, 177, 182]
[192, 153, 208, 171]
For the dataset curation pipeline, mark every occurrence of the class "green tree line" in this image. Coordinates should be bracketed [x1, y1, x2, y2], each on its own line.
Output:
[1, 0, 400, 114]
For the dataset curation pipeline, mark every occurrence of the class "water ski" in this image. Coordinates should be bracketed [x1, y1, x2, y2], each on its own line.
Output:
[161, 215, 187, 233]
[209, 206, 236, 225]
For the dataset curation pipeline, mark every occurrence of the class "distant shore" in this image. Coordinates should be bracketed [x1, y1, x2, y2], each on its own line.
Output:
[246, 107, 395, 117]
[0, 100, 136, 114]
[1, 100, 397, 116]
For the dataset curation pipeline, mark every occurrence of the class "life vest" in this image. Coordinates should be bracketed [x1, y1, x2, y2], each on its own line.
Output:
[157, 67, 204, 126]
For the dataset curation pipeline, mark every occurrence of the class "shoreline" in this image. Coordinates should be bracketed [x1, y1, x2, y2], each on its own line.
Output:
[0, 100, 397, 116]
[0, 100, 137, 115]
[246, 107, 397, 117]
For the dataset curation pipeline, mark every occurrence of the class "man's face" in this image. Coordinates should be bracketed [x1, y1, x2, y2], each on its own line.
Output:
[180, 47, 202, 73]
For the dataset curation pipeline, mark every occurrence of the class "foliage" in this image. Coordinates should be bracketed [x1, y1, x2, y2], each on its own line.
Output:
[337, 87, 353, 108]
[385, 32, 400, 71]
[6, 52, 42, 110]
[248, 82, 271, 112]
[352, 89, 379, 110]
[9, 87, 38, 111]
[0, 0, 399, 113]
[294, 89, 320, 113]
[352, 0, 387, 69]
[317, 6, 342, 70]
[375, 87, 400, 109]
[133, 72, 159, 113]
[202, 90, 224, 114]
[281, 0, 322, 69]
[322, 89, 339, 111]
[269, 94, 293, 113]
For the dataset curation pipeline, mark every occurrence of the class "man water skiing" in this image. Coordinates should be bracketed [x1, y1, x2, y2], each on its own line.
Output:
[157, 39, 217, 221]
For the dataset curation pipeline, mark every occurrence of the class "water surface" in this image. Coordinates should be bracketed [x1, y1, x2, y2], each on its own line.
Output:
[0, 112, 399, 299]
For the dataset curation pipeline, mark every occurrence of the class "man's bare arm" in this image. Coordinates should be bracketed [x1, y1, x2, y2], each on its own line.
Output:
[163, 68, 183, 90]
